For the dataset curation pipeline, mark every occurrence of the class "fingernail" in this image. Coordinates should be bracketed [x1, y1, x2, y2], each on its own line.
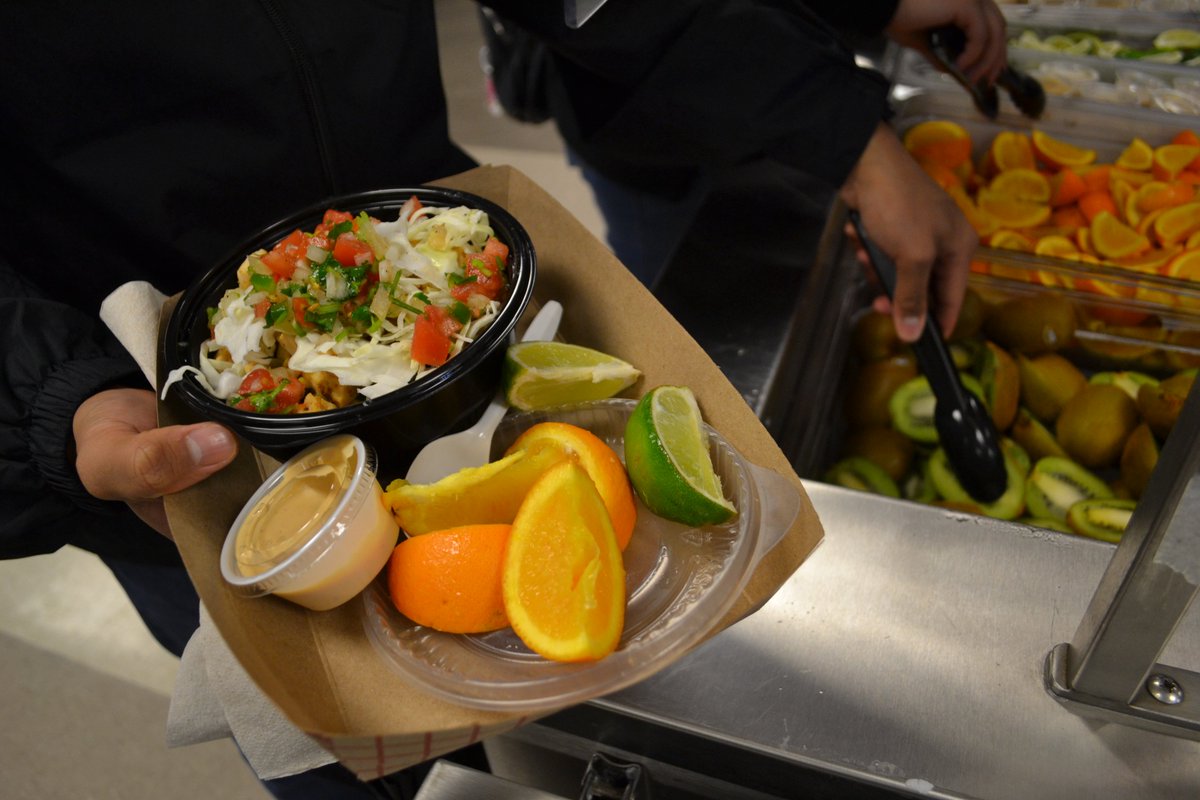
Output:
[899, 315, 923, 341]
[186, 426, 236, 467]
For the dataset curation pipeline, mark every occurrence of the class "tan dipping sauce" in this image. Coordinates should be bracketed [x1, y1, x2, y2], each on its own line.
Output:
[235, 438, 358, 577]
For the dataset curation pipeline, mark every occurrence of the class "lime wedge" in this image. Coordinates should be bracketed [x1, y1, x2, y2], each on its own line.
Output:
[502, 341, 640, 411]
[623, 386, 737, 526]
[1155, 29, 1200, 51]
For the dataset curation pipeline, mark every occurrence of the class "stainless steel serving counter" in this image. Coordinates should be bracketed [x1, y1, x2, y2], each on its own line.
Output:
[489, 482, 1200, 799]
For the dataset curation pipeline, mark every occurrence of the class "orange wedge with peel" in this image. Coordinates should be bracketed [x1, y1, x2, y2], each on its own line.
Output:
[903, 121, 973, 169]
[1153, 144, 1200, 182]
[505, 421, 637, 550]
[1032, 130, 1097, 170]
[988, 230, 1034, 251]
[990, 168, 1051, 202]
[387, 524, 511, 634]
[1187, 229, 1200, 249]
[948, 185, 999, 237]
[977, 187, 1050, 229]
[1091, 211, 1150, 259]
[1153, 202, 1200, 247]
[1110, 168, 1155, 191]
[1052, 205, 1088, 230]
[1116, 138, 1154, 171]
[1115, 245, 1180, 274]
[989, 131, 1036, 172]
[1081, 165, 1113, 193]
[1075, 225, 1092, 255]
[1137, 207, 1166, 240]
[1034, 234, 1079, 258]
[1163, 249, 1200, 281]
[1173, 129, 1200, 148]
[502, 461, 625, 663]
[1049, 169, 1087, 207]
[1078, 191, 1118, 223]
[919, 159, 964, 191]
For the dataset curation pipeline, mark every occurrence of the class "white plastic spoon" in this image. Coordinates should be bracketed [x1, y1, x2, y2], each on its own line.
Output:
[403, 300, 563, 484]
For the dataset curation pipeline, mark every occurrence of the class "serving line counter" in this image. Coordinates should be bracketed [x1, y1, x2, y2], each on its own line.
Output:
[466, 178, 1200, 798]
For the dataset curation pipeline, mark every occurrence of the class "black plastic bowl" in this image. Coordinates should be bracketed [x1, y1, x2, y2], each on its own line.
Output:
[162, 187, 536, 481]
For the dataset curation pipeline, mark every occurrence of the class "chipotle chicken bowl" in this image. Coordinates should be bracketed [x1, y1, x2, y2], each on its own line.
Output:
[162, 187, 535, 478]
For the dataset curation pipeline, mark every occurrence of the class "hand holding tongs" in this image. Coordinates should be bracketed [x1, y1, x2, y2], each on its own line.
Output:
[928, 25, 1045, 120]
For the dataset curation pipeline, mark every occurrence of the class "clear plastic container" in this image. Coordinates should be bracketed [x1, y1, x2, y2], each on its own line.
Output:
[361, 399, 801, 711]
[221, 434, 399, 611]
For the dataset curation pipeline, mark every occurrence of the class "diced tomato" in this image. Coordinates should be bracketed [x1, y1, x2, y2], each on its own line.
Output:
[292, 296, 313, 328]
[253, 298, 271, 318]
[411, 305, 461, 367]
[332, 232, 375, 267]
[259, 249, 295, 279]
[237, 368, 275, 396]
[453, 241, 506, 303]
[482, 236, 509, 268]
[322, 209, 354, 227]
[273, 376, 305, 410]
[402, 195, 424, 220]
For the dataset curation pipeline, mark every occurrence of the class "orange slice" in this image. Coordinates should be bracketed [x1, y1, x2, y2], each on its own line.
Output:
[1172, 129, 1200, 147]
[1075, 225, 1093, 255]
[948, 185, 999, 237]
[1032, 130, 1097, 170]
[1109, 168, 1155, 191]
[1081, 165, 1113, 193]
[903, 121, 973, 169]
[1034, 234, 1079, 258]
[387, 524, 511, 634]
[502, 461, 625, 663]
[988, 230, 1034, 251]
[990, 168, 1052, 202]
[1049, 169, 1087, 207]
[1116, 138, 1154, 171]
[1091, 211, 1150, 259]
[919, 159, 964, 191]
[1052, 205, 1088, 230]
[1187, 229, 1200, 249]
[1153, 144, 1200, 182]
[1078, 190, 1118, 223]
[977, 187, 1050, 228]
[1153, 202, 1200, 246]
[989, 131, 1036, 173]
[1115, 245, 1180, 274]
[1163, 248, 1200, 281]
[506, 421, 637, 550]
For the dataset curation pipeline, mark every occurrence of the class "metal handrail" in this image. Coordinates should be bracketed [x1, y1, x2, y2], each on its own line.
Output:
[1045, 378, 1200, 737]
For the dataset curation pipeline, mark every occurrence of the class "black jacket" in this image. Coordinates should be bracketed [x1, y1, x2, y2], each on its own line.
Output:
[0, 0, 892, 563]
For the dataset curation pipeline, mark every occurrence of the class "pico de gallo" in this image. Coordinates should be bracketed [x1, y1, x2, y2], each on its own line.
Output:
[164, 196, 510, 414]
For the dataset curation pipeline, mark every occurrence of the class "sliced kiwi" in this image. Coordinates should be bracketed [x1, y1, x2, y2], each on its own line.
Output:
[851, 311, 903, 363]
[1001, 436, 1031, 476]
[824, 457, 900, 498]
[1009, 406, 1068, 461]
[889, 373, 986, 444]
[1066, 498, 1137, 544]
[1088, 370, 1158, 401]
[842, 427, 915, 482]
[927, 444, 1026, 519]
[948, 288, 985, 342]
[1024, 456, 1113, 522]
[1056, 384, 1139, 470]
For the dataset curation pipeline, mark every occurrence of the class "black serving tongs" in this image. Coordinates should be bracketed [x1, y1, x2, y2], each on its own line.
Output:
[928, 25, 1045, 120]
[848, 210, 1009, 504]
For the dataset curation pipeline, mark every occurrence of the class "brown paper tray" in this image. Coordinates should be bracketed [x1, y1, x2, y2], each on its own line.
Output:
[159, 165, 822, 778]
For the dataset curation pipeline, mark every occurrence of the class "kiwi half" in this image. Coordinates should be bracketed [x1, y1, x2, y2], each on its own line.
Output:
[824, 457, 900, 498]
[889, 373, 986, 444]
[1067, 498, 1136, 544]
[1025, 456, 1113, 522]
[927, 444, 1026, 519]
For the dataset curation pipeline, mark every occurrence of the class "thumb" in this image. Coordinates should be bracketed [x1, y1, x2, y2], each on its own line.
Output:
[83, 422, 238, 502]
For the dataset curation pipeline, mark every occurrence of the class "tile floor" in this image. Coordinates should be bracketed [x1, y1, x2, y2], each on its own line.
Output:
[0, 3, 601, 797]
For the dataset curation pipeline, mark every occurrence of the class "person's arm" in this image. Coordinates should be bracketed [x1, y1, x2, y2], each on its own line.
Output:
[0, 259, 237, 552]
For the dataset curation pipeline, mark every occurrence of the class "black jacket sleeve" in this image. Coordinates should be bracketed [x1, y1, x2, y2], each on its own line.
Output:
[0, 257, 163, 560]
[484, 0, 893, 193]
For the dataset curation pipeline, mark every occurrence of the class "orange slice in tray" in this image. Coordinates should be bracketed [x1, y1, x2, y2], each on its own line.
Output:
[387, 524, 511, 634]
[1049, 169, 1087, 207]
[903, 120, 973, 170]
[1091, 211, 1150, 259]
[1153, 144, 1200, 182]
[1032, 130, 1097, 170]
[1116, 138, 1154, 171]
[989, 131, 1036, 174]
[990, 168, 1052, 203]
[505, 421, 637, 550]
[1153, 202, 1200, 247]
[977, 187, 1050, 229]
[503, 461, 625, 663]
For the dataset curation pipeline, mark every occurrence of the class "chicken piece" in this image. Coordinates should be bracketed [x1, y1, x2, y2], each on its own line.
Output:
[296, 393, 337, 414]
[301, 371, 359, 408]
